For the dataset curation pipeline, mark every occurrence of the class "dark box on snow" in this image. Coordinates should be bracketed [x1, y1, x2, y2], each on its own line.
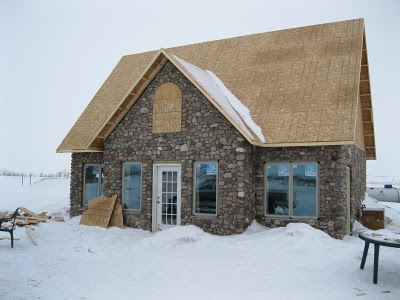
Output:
[362, 208, 385, 230]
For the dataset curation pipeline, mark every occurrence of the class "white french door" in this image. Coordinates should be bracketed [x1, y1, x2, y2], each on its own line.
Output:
[153, 165, 181, 231]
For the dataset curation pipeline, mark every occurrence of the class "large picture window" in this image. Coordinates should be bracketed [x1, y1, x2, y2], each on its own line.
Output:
[83, 164, 103, 206]
[265, 162, 318, 218]
[122, 162, 142, 210]
[194, 162, 218, 215]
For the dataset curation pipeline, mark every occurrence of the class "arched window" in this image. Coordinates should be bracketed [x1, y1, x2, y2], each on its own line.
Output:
[152, 83, 182, 133]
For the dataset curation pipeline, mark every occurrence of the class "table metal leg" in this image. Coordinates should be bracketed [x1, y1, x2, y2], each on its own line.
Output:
[373, 244, 380, 284]
[360, 241, 370, 270]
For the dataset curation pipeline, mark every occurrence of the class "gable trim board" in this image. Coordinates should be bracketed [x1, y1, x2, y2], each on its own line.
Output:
[57, 19, 375, 159]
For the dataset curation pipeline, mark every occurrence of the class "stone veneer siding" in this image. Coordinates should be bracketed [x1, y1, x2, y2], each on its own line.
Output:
[69, 61, 367, 239]
[70, 152, 104, 217]
[254, 144, 366, 239]
[102, 62, 255, 235]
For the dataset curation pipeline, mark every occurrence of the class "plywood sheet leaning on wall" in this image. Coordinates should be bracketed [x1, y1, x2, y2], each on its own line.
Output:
[108, 203, 124, 228]
[79, 195, 118, 228]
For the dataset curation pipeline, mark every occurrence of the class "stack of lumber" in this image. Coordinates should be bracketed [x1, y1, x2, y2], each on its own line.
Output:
[0, 208, 65, 245]
[16, 207, 51, 226]
[79, 195, 124, 229]
[0, 207, 65, 227]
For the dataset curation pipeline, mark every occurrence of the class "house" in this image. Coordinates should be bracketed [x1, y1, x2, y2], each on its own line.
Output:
[57, 19, 375, 239]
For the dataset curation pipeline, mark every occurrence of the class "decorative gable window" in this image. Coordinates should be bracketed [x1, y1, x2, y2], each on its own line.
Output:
[83, 164, 103, 206]
[152, 82, 182, 133]
[265, 162, 318, 218]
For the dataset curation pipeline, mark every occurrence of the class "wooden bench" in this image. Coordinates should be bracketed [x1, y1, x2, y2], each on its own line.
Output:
[0, 208, 19, 248]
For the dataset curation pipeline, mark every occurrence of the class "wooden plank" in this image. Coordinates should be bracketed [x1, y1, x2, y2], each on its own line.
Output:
[25, 228, 37, 246]
[19, 207, 42, 219]
[53, 216, 64, 222]
[16, 216, 48, 222]
[108, 203, 124, 228]
[39, 212, 51, 219]
[0, 237, 20, 241]
[80, 195, 117, 228]
[16, 219, 41, 225]
[15, 220, 28, 226]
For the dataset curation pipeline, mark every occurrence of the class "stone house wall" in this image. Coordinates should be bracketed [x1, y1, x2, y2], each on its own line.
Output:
[70, 152, 104, 217]
[103, 61, 255, 235]
[68, 61, 367, 239]
[254, 145, 366, 239]
[339, 145, 367, 226]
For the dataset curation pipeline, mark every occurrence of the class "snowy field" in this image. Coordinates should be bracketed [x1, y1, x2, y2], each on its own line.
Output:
[367, 175, 400, 187]
[1, 176, 400, 300]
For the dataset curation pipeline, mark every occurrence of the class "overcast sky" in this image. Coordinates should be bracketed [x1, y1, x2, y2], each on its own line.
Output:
[1, 0, 399, 177]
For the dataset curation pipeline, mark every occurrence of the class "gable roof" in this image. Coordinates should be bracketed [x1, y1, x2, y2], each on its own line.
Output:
[57, 19, 375, 159]
[169, 51, 265, 143]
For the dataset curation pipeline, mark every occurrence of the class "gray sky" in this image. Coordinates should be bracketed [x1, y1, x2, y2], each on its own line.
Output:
[1, 0, 399, 176]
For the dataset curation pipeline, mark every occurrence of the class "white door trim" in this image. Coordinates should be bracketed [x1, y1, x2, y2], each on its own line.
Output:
[152, 164, 181, 232]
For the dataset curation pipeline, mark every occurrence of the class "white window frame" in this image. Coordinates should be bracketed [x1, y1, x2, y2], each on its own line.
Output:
[122, 161, 142, 211]
[193, 161, 218, 216]
[264, 161, 319, 219]
[83, 163, 103, 206]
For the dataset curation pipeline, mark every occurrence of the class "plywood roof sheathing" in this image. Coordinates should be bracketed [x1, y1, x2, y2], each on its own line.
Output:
[57, 19, 376, 159]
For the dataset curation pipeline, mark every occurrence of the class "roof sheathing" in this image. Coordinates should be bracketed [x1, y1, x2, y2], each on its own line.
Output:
[86, 51, 168, 151]
[57, 50, 159, 152]
[57, 19, 376, 158]
[165, 19, 367, 146]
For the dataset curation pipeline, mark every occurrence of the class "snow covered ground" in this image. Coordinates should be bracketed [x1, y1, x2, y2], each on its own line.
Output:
[1, 176, 400, 300]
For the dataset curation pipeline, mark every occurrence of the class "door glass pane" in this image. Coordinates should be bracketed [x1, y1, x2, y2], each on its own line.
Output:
[84, 165, 101, 205]
[266, 164, 289, 215]
[293, 164, 317, 217]
[195, 163, 217, 214]
[161, 170, 178, 226]
[122, 163, 141, 210]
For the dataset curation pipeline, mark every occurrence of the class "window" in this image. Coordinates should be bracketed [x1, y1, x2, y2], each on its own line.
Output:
[152, 83, 182, 133]
[122, 162, 142, 210]
[194, 162, 218, 215]
[265, 162, 318, 218]
[83, 164, 103, 206]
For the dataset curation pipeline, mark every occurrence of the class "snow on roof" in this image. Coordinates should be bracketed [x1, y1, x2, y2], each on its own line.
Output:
[171, 54, 266, 143]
